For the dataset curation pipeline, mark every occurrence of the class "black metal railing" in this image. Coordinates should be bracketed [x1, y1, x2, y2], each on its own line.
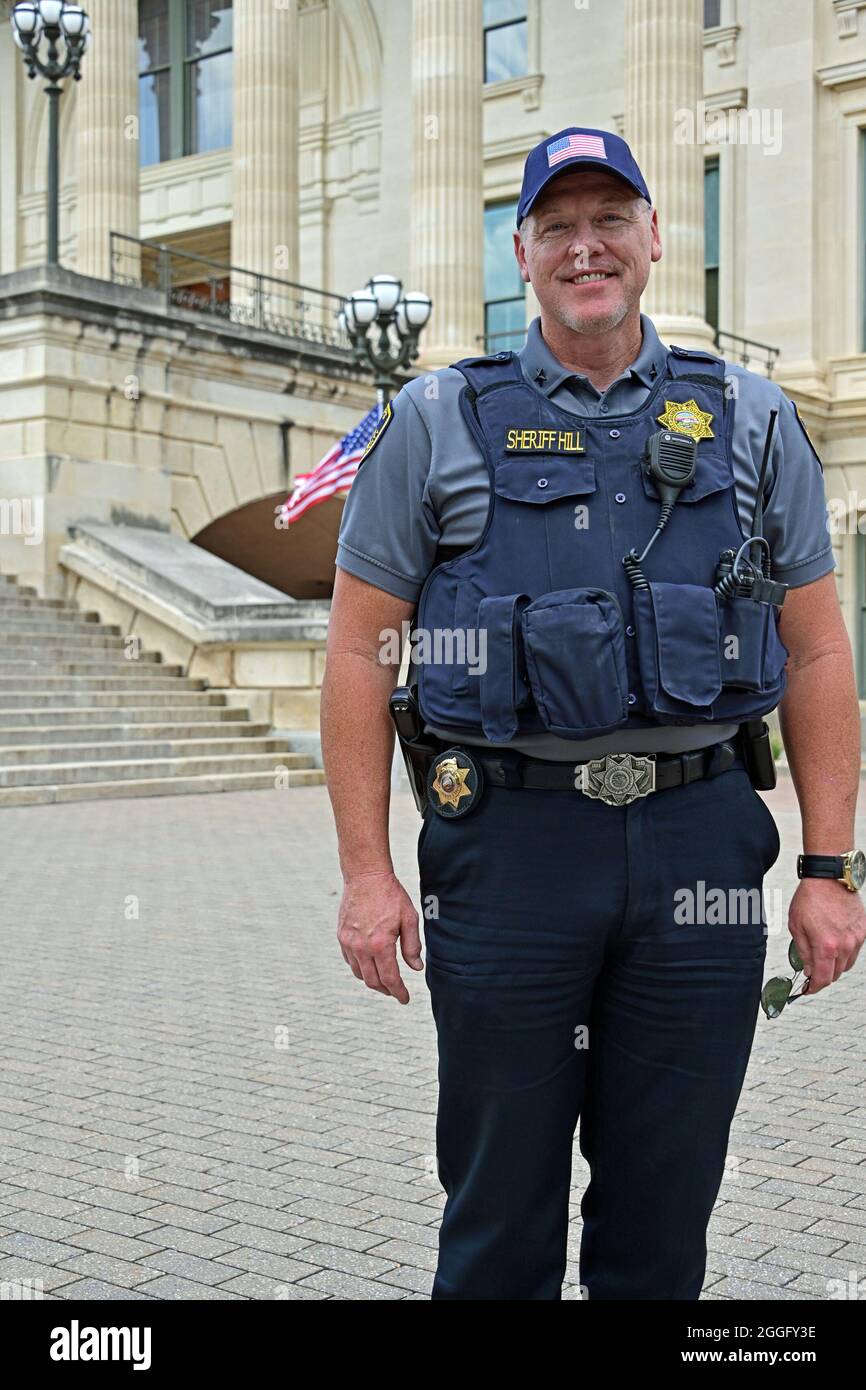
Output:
[714, 329, 779, 378]
[478, 328, 527, 352]
[109, 233, 352, 350]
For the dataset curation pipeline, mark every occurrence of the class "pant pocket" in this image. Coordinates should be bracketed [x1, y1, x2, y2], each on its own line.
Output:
[417, 803, 440, 883]
[633, 581, 722, 719]
[521, 587, 629, 737]
[418, 805, 433, 858]
[736, 771, 782, 870]
[718, 596, 788, 692]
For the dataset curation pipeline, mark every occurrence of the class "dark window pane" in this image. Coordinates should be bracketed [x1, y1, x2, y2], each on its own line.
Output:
[486, 298, 525, 352]
[484, 202, 523, 303]
[485, 20, 527, 82]
[188, 50, 233, 153]
[139, 70, 170, 166]
[186, 0, 233, 58]
[139, 0, 169, 73]
[704, 0, 721, 27]
[483, 0, 526, 23]
[705, 267, 719, 331]
[484, 201, 525, 349]
[705, 161, 720, 268]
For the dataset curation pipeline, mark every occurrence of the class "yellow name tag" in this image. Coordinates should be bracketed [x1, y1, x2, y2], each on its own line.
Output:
[504, 428, 584, 453]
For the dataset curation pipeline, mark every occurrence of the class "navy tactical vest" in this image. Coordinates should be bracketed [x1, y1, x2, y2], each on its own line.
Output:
[414, 345, 789, 744]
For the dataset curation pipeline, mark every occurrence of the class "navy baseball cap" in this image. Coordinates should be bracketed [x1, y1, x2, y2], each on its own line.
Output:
[517, 127, 651, 227]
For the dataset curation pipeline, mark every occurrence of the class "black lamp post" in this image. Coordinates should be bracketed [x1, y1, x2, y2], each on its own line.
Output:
[339, 275, 433, 409]
[11, 1, 91, 266]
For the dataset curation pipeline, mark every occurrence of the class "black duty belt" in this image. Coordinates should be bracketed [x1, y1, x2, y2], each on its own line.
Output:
[424, 735, 743, 815]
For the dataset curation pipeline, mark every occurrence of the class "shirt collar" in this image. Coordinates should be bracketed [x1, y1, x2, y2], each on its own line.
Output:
[518, 313, 668, 396]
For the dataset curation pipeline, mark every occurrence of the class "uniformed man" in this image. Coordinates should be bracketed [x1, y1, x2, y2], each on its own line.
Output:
[321, 126, 866, 1300]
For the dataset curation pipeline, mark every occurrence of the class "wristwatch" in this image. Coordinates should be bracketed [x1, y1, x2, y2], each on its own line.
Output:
[797, 850, 866, 892]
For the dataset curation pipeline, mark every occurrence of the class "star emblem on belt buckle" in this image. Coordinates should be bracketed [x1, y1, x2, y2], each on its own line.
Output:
[577, 753, 656, 806]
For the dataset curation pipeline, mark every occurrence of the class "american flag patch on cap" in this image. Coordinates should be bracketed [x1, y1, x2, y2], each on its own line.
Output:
[547, 133, 607, 168]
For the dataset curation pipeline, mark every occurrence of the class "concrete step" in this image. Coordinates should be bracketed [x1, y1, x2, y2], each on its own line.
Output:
[0, 596, 80, 611]
[0, 578, 37, 597]
[0, 735, 299, 766]
[0, 619, 121, 635]
[0, 631, 128, 650]
[0, 570, 317, 805]
[0, 704, 245, 727]
[0, 607, 104, 622]
[0, 767, 326, 806]
[0, 659, 183, 676]
[0, 750, 315, 787]
[0, 642, 164, 660]
[0, 676, 206, 691]
[0, 719, 269, 745]
[0, 691, 226, 709]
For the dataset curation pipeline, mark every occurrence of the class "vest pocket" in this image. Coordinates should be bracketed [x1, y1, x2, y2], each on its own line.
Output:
[451, 576, 484, 698]
[718, 595, 789, 692]
[520, 588, 629, 737]
[632, 581, 722, 718]
[476, 593, 532, 742]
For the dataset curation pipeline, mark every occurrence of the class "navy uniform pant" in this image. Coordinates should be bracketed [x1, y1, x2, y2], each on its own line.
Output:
[418, 754, 781, 1300]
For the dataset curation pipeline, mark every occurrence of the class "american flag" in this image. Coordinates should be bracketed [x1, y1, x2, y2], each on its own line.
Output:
[280, 404, 382, 524]
[547, 133, 607, 168]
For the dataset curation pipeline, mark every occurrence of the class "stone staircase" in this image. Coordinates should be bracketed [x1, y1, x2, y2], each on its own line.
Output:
[0, 573, 325, 806]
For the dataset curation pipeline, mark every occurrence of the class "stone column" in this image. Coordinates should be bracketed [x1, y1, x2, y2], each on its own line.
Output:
[0, 26, 20, 272]
[296, 0, 330, 291]
[231, 0, 299, 299]
[625, 0, 715, 349]
[411, 0, 484, 369]
[76, 0, 140, 282]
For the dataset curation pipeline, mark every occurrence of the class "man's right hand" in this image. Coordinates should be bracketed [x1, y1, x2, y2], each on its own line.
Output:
[337, 870, 424, 1005]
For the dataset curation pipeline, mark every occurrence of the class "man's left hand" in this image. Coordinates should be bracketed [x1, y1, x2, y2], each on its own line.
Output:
[788, 878, 866, 995]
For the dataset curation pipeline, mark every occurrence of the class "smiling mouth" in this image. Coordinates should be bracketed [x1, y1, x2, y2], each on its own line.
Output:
[566, 272, 617, 286]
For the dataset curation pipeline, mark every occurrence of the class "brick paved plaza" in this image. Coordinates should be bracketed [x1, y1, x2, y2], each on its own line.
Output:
[0, 773, 864, 1301]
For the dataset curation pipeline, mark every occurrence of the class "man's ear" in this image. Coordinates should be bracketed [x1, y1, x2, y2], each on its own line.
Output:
[649, 207, 662, 264]
[513, 228, 531, 285]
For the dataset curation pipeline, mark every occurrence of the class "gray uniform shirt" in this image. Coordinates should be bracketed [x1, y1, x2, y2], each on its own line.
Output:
[336, 313, 835, 759]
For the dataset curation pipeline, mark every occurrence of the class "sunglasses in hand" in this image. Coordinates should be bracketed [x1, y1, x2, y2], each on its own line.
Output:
[761, 939, 810, 1020]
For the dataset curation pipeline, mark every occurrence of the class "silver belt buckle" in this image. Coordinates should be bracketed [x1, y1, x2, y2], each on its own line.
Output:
[577, 752, 657, 806]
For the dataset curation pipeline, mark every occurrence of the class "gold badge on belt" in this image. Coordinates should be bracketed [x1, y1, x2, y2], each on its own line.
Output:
[427, 747, 484, 819]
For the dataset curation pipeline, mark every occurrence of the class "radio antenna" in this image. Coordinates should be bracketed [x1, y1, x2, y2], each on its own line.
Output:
[751, 409, 778, 577]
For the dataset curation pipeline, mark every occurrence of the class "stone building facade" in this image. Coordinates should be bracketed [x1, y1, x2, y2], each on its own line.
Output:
[1, 0, 866, 692]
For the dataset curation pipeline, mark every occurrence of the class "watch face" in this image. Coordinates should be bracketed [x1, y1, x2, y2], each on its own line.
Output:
[848, 850, 866, 890]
